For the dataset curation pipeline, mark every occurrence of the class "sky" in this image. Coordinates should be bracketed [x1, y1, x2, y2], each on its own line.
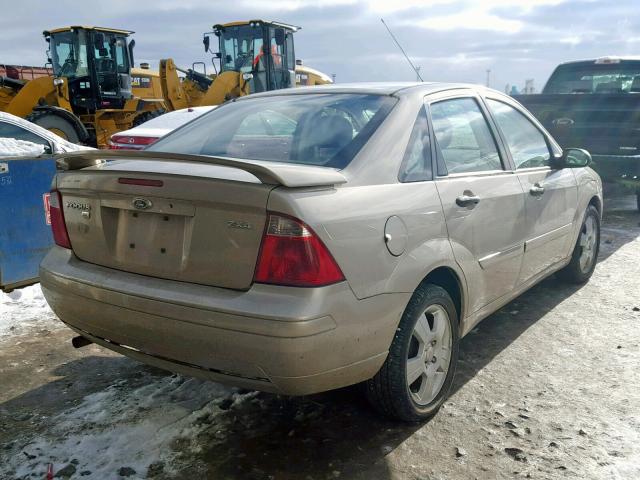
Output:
[1, 0, 638, 92]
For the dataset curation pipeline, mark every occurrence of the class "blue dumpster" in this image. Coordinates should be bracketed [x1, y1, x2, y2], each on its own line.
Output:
[0, 156, 56, 292]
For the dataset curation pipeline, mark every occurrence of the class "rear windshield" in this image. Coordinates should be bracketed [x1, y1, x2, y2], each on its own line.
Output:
[544, 62, 640, 94]
[147, 93, 396, 169]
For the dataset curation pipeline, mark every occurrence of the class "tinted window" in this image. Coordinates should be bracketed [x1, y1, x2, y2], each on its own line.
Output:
[399, 107, 432, 182]
[487, 99, 550, 169]
[544, 62, 640, 94]
[430, 98, 502, 174]
[149, 94, 396, 169]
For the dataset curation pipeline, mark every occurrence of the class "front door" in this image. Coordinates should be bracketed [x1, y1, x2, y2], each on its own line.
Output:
[429, 95, 526, 314]
[484, 97, 577, 283]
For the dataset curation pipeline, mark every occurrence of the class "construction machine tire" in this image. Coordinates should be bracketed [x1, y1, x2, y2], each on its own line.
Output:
[26, 111, 81, 143]
[133, 109, 165, 127]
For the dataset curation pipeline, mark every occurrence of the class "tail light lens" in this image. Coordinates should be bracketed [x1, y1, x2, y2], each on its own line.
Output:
[109, 135, 158, 150]
[254, 214, 345, 287]
[49, 190, 71, 249]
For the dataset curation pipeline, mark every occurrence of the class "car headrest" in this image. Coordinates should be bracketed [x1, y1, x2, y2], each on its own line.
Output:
[432, 116, 453, 149]
[595, 81, 622, 93]
[314, 114, 353, 149]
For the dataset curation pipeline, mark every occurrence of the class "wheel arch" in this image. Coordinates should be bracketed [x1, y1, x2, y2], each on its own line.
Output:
[418, 266, 465, 328]
[588, 195, 602, 218]
[30, 106, 90, 143]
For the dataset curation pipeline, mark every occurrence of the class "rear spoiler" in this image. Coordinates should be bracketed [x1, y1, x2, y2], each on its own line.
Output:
[54, 150, 347, 188]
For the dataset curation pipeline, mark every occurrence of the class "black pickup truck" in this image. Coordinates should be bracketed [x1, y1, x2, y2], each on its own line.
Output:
[513, 57, 640, 210]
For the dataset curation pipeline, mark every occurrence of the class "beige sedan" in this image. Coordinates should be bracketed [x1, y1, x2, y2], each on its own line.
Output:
[41, 83, 602, 421]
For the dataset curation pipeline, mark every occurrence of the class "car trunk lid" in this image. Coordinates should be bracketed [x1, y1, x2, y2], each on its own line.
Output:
[54, 151, 346, 290]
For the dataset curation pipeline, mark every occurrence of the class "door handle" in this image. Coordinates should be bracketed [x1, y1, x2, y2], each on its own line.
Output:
[456, 194, 481, 207]
[530, 183, 545, 196]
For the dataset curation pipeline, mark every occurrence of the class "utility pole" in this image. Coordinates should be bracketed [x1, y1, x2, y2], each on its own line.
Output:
[331, 73, 336, 84]
[486, 69, 491, 88]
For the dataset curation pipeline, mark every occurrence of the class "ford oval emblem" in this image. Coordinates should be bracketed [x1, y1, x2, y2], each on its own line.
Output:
[552, 117, 574, 127]
[132, 197, 152, 210]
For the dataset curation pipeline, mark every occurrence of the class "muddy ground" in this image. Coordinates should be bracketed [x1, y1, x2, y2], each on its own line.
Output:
[1, 195, 639, 480]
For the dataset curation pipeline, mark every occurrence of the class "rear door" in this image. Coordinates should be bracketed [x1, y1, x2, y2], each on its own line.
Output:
[484, 96, 577, 283]
[428, 92, 526, 313]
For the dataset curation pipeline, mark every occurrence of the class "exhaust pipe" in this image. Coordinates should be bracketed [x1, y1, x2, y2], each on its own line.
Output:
[71, 335, 93, 349]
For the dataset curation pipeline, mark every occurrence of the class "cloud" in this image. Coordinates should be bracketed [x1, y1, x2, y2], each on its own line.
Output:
[418, 10, 524, 33]
[0, 0, 638, 92]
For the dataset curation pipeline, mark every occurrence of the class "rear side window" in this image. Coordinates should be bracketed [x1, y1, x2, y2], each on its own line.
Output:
[399, 106, 432, 182]
[430, 98, 502, 174]
[486, 99, 550, 169]
[148, 93, 397, 169]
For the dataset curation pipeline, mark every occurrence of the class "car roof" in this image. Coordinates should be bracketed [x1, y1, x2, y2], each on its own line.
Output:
[114, 106, 216, 138]
[240, 82, 488, 100]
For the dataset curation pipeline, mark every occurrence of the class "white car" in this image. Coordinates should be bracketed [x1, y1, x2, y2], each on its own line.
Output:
[0, 112, 89, 156]
[109, 106, 216, 150]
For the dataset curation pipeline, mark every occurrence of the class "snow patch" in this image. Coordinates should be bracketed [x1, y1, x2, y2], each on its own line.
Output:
[0, 284, 60, 338]
[6, 375, 248, 479]
[0, 137, 46, 156]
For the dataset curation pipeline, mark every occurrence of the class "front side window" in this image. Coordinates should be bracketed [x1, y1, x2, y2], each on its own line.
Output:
[430, 97, 502, 174]
[220, 25, 263, 74]
[487, 99, 550, 169]
[399, 106, 432, 182]
[50, 31, 89, 79]
[0, 122, 51, 155]
[148, 93, 396, 169]
[93, 34, 128, 75]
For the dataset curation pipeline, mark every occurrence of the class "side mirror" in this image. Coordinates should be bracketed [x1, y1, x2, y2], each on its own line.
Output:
[128, 39, 136, 66]
[242, 73, 254, 81]
[274, 28, 285, 46]
[554, 148, 591, 168]
[203, 35, 210, 53]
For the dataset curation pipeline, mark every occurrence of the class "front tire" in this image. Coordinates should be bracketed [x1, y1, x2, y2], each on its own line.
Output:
[557, 205, 600, 284]
[365, 284, 459, 422]
[26, 111, 80, 143]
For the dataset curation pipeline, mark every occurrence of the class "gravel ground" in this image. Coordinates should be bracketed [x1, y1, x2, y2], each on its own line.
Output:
[0, 195, 638, 480]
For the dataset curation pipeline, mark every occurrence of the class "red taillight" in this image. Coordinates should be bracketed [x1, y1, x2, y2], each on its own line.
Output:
[49, 190, 71, 249]
[254, 214, 345, 287]
[109, 135, 158, 150]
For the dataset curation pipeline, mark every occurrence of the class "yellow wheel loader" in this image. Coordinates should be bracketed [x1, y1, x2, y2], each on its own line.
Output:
[0, 27, 166, 148]
[159, 20, 332, 111]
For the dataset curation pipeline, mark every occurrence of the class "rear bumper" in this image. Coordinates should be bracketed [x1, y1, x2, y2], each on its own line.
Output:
[40, 247, 408, 395]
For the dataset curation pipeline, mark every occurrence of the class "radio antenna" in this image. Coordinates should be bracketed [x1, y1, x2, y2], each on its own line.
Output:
[380, 18, 424, 82]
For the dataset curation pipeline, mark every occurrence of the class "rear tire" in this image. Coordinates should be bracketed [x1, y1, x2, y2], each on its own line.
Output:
[26, 111, 80, 143]
[557, 205, 600, 284]
[365, 284, 459, 422]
